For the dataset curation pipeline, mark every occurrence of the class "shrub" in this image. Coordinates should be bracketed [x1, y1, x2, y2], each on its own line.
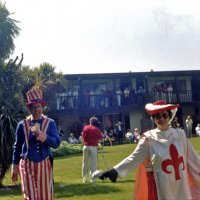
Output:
[52, 141, 83, 157]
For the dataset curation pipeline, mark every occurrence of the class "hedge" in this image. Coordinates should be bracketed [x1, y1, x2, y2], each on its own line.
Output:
[52, 141, 83, 157]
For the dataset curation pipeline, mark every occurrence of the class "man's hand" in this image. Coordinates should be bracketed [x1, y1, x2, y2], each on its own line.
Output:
[99, 168, 118, 183]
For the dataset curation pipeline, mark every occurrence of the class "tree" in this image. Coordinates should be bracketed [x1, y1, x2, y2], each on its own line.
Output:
[21, 62, 67, 111]
[0, 2, 20, 62]
[0, 60, 66, 186]
[21, 62, 66, 89]
[0, 55, 27, 186]
[0, 3, 66, 186]
[0, 2, 23, 186]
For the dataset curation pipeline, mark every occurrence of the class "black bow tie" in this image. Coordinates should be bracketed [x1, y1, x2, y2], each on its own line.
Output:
[31, 119, 43, 124]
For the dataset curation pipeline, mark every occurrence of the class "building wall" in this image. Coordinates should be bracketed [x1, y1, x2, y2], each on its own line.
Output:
[129, 111, 144, 132]
[81, 79, 114, 88]
[57, 115, 81, 140]
[55, 71, 200, 138]
[131, 78, 136, 90]
[176, 76, 192, 90]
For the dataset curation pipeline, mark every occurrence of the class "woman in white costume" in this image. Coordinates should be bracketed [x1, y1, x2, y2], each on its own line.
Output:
[96, 100, 200, 200]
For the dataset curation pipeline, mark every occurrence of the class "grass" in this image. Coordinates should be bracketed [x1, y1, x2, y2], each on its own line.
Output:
[1, 137, 200, 200]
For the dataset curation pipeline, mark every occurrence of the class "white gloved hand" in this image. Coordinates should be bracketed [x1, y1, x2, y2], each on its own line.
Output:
[92, 170, 104, 179]
[29, 123, 40, 138]
[37, 131, 47, 142]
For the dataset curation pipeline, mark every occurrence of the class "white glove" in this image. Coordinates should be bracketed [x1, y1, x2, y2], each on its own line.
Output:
[37, 131, 47, 142]
[29, 123, 40, 138]
[29, 124, 47, 142]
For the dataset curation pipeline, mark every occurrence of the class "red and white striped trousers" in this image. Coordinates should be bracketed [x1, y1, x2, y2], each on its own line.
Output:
[19, 157, 53, 200]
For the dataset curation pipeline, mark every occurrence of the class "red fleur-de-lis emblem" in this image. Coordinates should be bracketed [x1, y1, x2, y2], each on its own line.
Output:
[161, 144, 185, 180]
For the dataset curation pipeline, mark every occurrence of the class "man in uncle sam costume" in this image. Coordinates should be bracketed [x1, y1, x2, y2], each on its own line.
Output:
[11, 87, 61, 200]
[93, 100, 200, 200]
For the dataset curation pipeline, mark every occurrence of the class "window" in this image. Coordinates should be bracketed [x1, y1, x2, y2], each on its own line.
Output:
[156, 80, 175, 89]
[177, 80, 187, 91]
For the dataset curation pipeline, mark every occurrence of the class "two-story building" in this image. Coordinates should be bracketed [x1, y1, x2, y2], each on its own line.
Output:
[47, 70, 200, 139]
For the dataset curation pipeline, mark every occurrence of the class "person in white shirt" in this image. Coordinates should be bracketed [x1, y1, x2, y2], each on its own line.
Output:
[133, 128, 140, 143]
[185, 115, 193, 138]
[68, 133, 78, 144]
[94, 100, 200, 200]
[125, 129, 134, 143]
[195, 123, 200, 136]
[116, 87, 122, 106]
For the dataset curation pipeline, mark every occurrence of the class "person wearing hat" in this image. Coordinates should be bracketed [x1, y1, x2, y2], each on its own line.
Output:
[68, 133, 78, 144]
[94, 100, 200, 199]
[82, 116, 103, 183]
[11, 87, 61, 200]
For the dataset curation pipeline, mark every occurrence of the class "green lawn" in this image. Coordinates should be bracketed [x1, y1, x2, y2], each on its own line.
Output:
[1, 137, 200, 200]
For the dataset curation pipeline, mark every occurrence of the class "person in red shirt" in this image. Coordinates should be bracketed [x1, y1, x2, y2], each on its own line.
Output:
[82, 117, 103, 183]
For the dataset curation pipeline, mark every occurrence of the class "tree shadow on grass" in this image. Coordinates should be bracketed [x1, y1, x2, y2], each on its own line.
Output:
[54, 182, 120, 198]
[0, 184, 21, 197]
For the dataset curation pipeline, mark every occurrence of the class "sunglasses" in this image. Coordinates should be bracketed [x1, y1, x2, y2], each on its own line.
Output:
[154, 113, 169, 120]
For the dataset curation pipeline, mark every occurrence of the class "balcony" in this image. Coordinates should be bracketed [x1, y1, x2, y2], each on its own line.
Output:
[50, 90, 198, 115]
[151, 90, 193, 103]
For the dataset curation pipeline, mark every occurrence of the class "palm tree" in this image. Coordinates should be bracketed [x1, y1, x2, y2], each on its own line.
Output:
[0, 2, 20, 62]
[37, 63, 67, 112]
[21, 62, 67, 111]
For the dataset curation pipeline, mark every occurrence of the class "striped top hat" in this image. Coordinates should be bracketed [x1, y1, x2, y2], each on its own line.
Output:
[26, 87, 47, 107]
[145, 100, 179, 115]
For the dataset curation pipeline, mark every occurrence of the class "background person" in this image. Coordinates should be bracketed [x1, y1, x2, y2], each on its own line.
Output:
[125, 129, 134, 143]
[78, 132, 83, 144]
[103, 130, 114, 146]
[171, 116, 180, 128]
[95, 100, 200, 199]
[115, 121, 124, 144]
[195, 123, 200, 136]
[185, 115, 193, 138]
[11, 87, 61, 200]
[58, 125, 64, 139]
[68, 133, 78, 144]
[82, 117, 103, 183]
[133, 128, 140, 143]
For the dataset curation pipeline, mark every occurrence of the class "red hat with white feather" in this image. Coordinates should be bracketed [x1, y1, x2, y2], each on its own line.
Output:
[145, 100, 179, 116]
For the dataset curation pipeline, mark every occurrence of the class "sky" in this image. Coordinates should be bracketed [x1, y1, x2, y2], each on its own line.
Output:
[3, 0, 200, 74]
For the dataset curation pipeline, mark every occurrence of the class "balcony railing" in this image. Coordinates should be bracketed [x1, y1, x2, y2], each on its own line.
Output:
[54, 90, 196, 112]
[151, 90, 193, 103]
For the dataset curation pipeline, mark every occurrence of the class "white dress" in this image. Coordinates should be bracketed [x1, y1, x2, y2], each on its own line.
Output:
[114, 127, 200, 200]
